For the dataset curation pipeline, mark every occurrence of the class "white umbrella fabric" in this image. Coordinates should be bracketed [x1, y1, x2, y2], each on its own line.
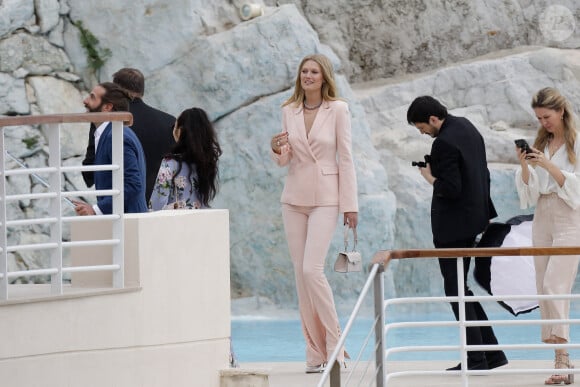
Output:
[474, 215, 539, 316]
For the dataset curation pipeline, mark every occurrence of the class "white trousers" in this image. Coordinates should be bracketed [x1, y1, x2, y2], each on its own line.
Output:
[533, 193, 580, 342]
[282, 203, 344, 366]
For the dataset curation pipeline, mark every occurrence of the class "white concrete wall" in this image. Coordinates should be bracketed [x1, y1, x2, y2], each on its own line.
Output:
[0, 210, 231, 387]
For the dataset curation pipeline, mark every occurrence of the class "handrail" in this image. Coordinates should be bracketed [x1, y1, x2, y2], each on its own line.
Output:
[321, 245, 580, 386]
[0, 112, 132, 126]
[317, 263, 384, 387]
[372, 246, 580, 262]
[1, 112, 131, 300]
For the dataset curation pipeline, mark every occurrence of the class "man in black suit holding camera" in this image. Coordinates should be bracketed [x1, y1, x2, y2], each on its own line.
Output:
[407, 96, 508, 371]
[82, 68, 175, 203]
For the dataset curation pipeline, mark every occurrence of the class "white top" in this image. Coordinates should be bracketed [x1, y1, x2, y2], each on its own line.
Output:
[93, 121, 109, 154]
[92, 121, 110, 216]
[515, 138, 580, 210]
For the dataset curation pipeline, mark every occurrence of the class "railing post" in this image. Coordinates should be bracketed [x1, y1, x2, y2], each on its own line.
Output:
[47, 123, 63, 295]
[374, 264, 385, 387]
[0, 127, 6, 300]
[329, 360, 341, 387]
[456, 256, 469, 386]
[111, 120, 124, 288]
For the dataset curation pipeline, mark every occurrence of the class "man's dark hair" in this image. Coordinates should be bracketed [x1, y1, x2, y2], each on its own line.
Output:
[407, 96, 448, 124]
[112, 68, 145, 98]
[100, 82, 131, 112]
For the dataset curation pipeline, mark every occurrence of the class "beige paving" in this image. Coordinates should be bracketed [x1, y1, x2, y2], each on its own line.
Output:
[243, 360, 577, 386]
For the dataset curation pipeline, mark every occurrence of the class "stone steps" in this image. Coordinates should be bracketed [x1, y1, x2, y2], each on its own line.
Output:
[220, 368, 269, 387]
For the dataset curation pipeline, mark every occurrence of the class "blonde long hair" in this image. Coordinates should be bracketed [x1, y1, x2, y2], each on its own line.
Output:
[531, 87, 577, 164]
[282, 54, 340, 107]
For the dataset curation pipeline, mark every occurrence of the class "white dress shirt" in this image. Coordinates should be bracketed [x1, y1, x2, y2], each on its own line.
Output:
[92, 121, 110, 216]
[93, 121, 109, 154]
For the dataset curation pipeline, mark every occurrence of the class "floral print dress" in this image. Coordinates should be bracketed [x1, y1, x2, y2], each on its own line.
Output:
[149, 157, 202, 210]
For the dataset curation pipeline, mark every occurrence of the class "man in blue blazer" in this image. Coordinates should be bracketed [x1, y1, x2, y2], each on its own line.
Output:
[407, 96, 507, 371]
[73, 82, 147, 215]
[81, 68, 175, 204]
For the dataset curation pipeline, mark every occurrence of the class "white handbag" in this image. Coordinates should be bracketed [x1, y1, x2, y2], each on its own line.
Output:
[334, 225, 362, 273]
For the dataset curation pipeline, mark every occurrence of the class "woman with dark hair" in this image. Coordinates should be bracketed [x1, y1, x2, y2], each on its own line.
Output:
[515, 87, 580, 385]
[149, 107, 222, 210]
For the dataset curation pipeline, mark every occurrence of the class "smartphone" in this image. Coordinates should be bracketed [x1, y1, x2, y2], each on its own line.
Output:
[514, 139, 532, 154]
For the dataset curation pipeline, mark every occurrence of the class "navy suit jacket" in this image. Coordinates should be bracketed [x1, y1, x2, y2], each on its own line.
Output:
[430, 115, 497, 244]
[94, 123, 147, 214]
[82, 99, 175, 202]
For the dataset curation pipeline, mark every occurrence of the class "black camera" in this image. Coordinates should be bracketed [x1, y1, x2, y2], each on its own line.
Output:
[515, 139, 532, 154]
[412, 155, 431, 168]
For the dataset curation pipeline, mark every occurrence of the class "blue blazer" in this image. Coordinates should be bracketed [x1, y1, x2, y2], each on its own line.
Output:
[94, 123, 147, 214]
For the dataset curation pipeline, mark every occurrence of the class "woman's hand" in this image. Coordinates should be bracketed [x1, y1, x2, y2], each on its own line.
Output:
[271, 132, 289, 154]
[516, 145, 530, 165]
[524, 146, 566, 187]
[523, 146, 548, 169]
[516, 145, 535, 184]
[344, 212, 358, 229]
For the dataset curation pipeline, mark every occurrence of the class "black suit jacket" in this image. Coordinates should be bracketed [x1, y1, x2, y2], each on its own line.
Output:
[82, 98, 175, 202]
[128, 99, 176, 202]
[429, 115, 497, 244]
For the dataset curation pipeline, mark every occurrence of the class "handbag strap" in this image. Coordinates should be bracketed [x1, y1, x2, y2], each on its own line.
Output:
[343, 225, 358, 251]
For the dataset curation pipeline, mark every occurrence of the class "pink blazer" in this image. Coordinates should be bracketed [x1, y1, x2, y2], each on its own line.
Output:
[272, 100, 358, 214]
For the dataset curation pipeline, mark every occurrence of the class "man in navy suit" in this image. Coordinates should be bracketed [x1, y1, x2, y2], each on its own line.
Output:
[73, 82, 147, 215]
[81, 68, 175, 203]
[407, 96, 508, 371]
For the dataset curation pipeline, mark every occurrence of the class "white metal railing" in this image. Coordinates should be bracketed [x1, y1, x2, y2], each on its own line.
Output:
[0, 112, 131, 300]
[318, 246, 580, 387]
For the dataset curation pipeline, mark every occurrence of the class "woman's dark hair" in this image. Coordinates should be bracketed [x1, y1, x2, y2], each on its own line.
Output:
[171, 107, 222, 207]
[407, 96, 448, 125]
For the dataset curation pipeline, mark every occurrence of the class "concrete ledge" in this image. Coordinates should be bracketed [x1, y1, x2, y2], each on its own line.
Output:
[1, 210, 231, 387]
[220, 367, 269, 387]
[0, 284, 141, 306]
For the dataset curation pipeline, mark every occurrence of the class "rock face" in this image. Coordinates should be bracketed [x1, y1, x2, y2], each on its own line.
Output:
[0, 0, 34, 37]
[146, 6, 328, 120]
[1, 0, 580, 309]
[271, 0, 580, 82]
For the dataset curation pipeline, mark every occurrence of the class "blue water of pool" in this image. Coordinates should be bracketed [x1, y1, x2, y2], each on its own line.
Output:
[231, 309, 580, 363]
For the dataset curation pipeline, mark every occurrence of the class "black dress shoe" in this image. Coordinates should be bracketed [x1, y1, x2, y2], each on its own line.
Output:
[486, 352, 508, 369]
[446, 359, 489, 371]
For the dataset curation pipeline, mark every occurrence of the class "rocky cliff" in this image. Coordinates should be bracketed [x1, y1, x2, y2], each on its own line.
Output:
[1, 0, 579, 312]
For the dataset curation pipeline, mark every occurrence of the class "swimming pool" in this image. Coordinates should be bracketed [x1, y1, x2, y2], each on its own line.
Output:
[231, 309, 580, 363]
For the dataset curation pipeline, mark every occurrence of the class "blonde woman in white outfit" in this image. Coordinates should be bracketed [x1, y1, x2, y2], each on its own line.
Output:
[515, 87, 580, 385]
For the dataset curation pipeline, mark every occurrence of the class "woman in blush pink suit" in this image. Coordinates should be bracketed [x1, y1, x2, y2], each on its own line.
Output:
[270, 54, 358, 374]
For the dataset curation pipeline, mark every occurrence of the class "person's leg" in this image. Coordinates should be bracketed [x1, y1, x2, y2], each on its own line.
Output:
[532, 195, 554, 341]
[437, 237, 504, 369]
[533, 194, 579, 384]
[301, 206, 343, 363]
[542, 195, 580, 343]
[282, 204, 325, 367]
[540, 253, 580, 341]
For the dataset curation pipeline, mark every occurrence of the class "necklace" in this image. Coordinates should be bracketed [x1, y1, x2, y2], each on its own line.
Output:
[303, 100, 322, 110]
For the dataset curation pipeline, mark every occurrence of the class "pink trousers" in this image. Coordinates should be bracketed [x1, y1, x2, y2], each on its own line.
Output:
[282, 203, 344, 366]
[533, 193, 580, 342]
